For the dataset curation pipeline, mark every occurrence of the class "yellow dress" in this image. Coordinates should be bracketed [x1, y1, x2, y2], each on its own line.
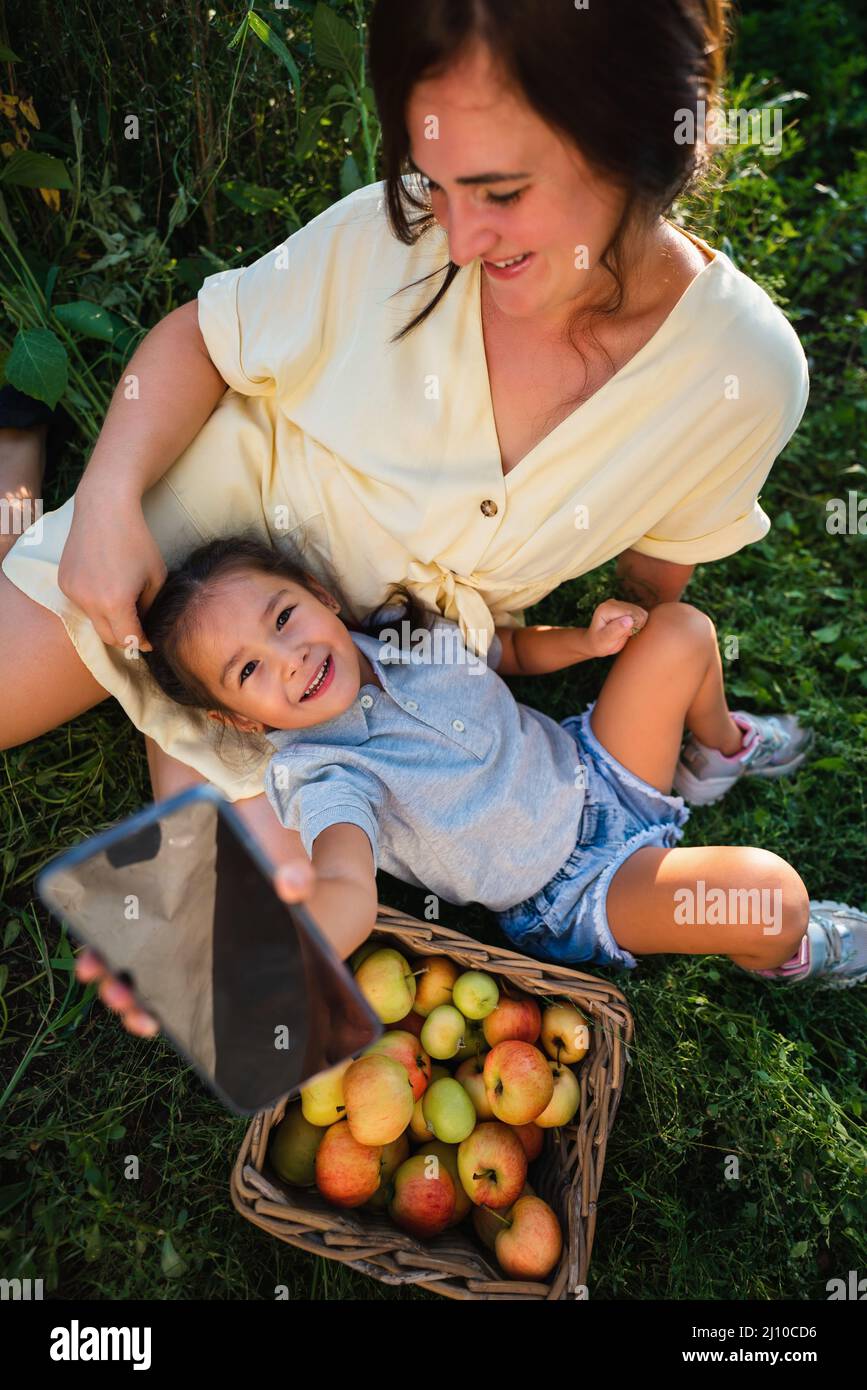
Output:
[2, 180, 810, 800]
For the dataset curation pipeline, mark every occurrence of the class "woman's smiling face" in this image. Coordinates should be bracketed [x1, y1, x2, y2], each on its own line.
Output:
[180, 569, 370, 734]
[405, 40, 629, 326]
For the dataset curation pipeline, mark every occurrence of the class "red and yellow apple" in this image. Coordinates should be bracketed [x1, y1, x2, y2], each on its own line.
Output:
[412, 955, 460, 1017]
[482, 993, 542, 1047]
[472, 1181, 535, 1251]
[409, 1095, 434, 1143]
[534, 1059, 581, 1128]
[315, 1120, 382, 1208]
[511, 1121, 545, 1162]
[363, 1030, 431, 1100]
[494, 1195, 563, 1280]
[457, 1121, 528, 1209]
[394, 1008, 426, 1039]
[540, 1002, 590, 1064]
[455, 1053, 495, 1119]
[355, 948, 416, 1024]
[483, 1041, 555, 1125]
[413, 1141, 473, 1226]
[343, 1053, 415, 1146]
[388, 1152, 456, 1238]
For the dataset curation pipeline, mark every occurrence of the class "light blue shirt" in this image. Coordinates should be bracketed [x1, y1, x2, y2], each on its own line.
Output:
[262, 615, 585, 912]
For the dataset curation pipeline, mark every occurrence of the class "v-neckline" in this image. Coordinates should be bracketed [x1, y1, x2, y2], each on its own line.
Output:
[474, 221, 723, 485]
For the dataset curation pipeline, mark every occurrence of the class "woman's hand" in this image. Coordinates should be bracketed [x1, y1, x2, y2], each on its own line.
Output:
[73, 859, 319, 1038]
[58, 485, 168, 651]
[584, 598, 649, 658]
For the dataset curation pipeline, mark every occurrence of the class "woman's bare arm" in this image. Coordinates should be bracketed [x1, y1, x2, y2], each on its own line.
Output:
[615, 548, 695, 607]
[57, 301, 229, 649]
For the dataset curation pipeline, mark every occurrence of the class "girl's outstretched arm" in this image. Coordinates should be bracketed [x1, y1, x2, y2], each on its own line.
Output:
[274, 821, 379, 962]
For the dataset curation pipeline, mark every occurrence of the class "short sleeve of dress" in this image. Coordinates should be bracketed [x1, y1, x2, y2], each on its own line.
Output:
[264, 755, 383, 869]
[628, 313, 810, 566]
[196, 187, 383, 399]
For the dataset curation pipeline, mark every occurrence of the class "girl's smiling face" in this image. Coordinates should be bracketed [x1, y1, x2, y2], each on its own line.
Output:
[179, 569, 374, 734]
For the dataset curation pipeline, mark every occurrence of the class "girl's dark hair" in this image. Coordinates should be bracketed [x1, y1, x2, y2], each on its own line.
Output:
[368, 0, 731, 401]
[140, 530, 435, 766]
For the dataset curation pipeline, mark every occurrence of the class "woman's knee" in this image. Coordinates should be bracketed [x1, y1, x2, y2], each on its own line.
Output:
[731, 847, 810, 955]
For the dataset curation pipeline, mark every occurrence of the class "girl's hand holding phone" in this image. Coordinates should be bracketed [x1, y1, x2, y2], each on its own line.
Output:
[584, 598, 649, 658]
[73, 858, 318, 1038]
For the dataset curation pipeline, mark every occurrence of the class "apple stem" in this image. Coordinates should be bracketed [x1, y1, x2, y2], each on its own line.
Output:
[482, 1204, 512, 1228]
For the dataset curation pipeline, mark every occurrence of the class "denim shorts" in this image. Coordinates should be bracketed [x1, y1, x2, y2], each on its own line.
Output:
[495, 701, 691, 971]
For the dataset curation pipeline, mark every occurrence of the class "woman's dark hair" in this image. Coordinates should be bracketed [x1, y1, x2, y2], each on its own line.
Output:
[140, 530, 435, 766]
[368, 0, 731, 399]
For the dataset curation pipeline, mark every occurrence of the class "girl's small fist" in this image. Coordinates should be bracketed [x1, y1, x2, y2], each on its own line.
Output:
[587, 599, 649, 656]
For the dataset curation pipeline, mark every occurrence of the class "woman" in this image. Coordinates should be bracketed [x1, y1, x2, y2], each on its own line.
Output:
[0, 1, 809, 1028]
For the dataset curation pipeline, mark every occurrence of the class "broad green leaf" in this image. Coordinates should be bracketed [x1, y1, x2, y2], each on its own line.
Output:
[811, 622, 842, 644]
[53, 300, 132, 346]
[5, 329, 68, 410]
[220, 180, 286, 215]
[160, 1232, 187, 1279]
[339, 152, 363, 197]
[0, 43, 20, 61]
[246, 12, 302, 121]
[295, 105, 325, 160]
[0, 151, 72, 190]
[312, 3, 361, 83]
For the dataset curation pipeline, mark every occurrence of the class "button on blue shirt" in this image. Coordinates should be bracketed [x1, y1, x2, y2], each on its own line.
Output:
[262, 615, 585, 912]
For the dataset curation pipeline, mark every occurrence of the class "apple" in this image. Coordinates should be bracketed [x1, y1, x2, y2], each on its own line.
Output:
[452, 1017, 487, 1063]
[409, 1096, 435, 1143]
[394, 1008, 426, 1039]
[420, 1004, 466, 1060]
[315, 1120, 382, 1208]
[483, 993, 542, 1047]
[428, 1064, 451, 1084]
[457, 1121, 527, 1209]
[422, 1077, 477, 1143]
[455, 1054, 495, 1119]
[363, 1030, 431, 1100]
[412, 955, 460, 1017]
[268, 1103, 324, 1186]
[511, 1122, 545, 1162]
[388, 1153, 456, 1238]
[355, 948, 416, 1024]
[534, 1060, 581, 1128]
[472, 1182, 535, 1251]
[365, 1133, 411, 1210]
[348, 940, 379, 973]
[495, 1195, 563, 1280]
[343, 1054, 415, 1146]
[483, 1041, 555, 1125]
[541, 1002, 591, 1064]
[413, 1140, 473, 1226]
[300, 1057, 352, 1126]
[453, 970, 499, 1020]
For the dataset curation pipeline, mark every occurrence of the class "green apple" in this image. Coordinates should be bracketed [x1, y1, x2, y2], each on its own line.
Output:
[355, 948, 417, 1024]
[452, 1017, 487, 1063]
[453, 971, 499, 1020]
[422, 1077, 476, 1143]
[348, 940, 380, 973]
[268, 1103, 324, 1186]
[420, 1004, 466, 1060]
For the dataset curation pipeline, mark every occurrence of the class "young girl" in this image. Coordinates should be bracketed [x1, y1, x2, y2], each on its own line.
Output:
[140, 533, 866, 989]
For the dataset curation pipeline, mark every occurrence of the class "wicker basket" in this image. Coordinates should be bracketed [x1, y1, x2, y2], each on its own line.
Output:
[230, 902, 634, 1300]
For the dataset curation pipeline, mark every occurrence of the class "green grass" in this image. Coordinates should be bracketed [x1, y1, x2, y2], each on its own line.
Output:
[1, 0, 866, 1298]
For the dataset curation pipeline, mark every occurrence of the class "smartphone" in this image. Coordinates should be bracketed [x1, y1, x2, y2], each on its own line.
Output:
[35, 782, 383, 1116]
